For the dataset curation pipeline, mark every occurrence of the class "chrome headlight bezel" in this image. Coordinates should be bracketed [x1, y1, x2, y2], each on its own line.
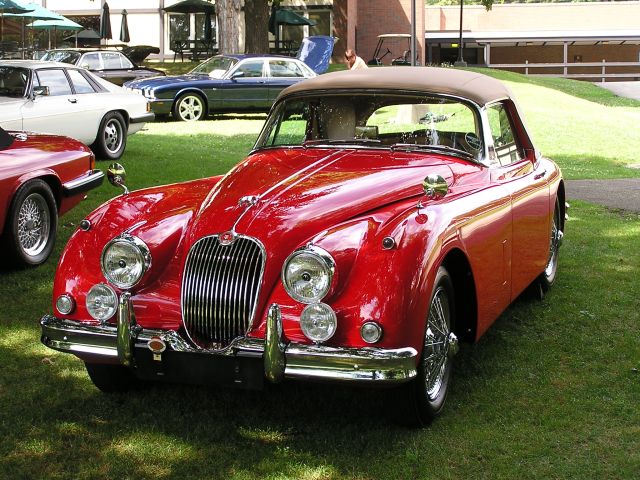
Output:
[86, 283, 118, 322]
[101, 234, 151, 289]
[281, 245, 335, 304]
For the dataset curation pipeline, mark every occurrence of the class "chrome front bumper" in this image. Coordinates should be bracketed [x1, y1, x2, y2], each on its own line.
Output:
[40, 299, 417, 386]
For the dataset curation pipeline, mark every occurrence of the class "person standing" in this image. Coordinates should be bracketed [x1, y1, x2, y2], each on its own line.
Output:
[345, 49, 368, 70]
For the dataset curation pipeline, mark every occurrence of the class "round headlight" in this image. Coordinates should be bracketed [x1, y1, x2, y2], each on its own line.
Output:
[101, 234, 151, 289]
[300, 303, 337, 343]
[282, 246, 335, 304]
[86, 283, 118, 322]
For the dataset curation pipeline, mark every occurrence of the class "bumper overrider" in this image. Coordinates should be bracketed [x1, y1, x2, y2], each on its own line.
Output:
[40, 295, 417, 390]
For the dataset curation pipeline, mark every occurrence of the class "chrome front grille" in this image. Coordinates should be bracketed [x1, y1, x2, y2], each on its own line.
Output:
[181, 234, 265, 349]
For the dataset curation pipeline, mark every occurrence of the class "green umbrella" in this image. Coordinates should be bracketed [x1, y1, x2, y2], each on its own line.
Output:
[28, 18, 82, 30]
[120, 9, 129, 43]
[100, 2, 111, 40]
[3, 2, 63, 20]
[163, 0, 215, 14]
[0, 0, 32, 14]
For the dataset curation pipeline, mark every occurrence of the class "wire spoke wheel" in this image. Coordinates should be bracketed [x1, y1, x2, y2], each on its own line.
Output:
[423, 287, 452, 401]
[17, 192, 50, 257]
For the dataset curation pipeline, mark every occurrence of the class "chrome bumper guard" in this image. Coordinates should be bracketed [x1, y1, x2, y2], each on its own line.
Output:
[40, 300, 417, 385]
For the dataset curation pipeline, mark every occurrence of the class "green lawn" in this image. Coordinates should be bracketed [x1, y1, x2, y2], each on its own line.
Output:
[1, 70, 639, 479]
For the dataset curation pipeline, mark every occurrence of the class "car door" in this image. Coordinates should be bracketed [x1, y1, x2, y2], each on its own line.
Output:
[487, 101, 550, 299]
[267, 59, 308, 103]
[21, 68, 98, 144]
[221, 59, 268, 110]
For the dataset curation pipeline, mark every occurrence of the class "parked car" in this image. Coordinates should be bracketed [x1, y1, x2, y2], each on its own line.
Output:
[40, 49, 165, 86]
[40, 67, 565, 425]
[0, 127, 103, 266]
[0, 60, 154, 160]
[123, 37, 335, 122]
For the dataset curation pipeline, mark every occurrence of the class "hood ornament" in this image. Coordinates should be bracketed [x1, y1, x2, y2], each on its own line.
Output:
[238, 195, 258, 207]
[219, 230, 236, 246]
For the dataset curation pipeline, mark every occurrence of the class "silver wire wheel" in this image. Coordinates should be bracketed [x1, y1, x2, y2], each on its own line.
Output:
[541, 198, 562, 289]
[17, 192, 51, 257]
[423, 282, 455, 402]
[174, 93, 205, 121]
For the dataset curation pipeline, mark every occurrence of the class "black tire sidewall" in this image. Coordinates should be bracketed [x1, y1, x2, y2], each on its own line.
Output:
[93, 111, 127, 160]
[173, 93, 206, 121]
[4, 179, 58, 267]
[412, 266, 456, 424]
[540, 198, 561, 290]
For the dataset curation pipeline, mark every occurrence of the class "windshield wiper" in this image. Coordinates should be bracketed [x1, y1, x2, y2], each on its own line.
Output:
[390, 143, 475, 160]
[303, 138, 382, 147]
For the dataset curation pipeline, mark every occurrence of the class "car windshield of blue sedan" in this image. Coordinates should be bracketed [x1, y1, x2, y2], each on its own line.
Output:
[256, 93, 483, 160]
[190, 56, 237, 78]
[0, 67, 28, 97]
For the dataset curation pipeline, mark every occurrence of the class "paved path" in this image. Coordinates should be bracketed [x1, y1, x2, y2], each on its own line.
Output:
[597, 81, 640, 101]
[566, 178, 640, 213]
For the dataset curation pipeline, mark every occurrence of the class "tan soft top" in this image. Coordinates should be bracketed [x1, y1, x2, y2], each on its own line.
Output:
[279, 67, 512, 106]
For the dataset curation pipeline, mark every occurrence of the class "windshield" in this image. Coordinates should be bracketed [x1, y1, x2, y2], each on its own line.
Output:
[0, 67, 29, 98]
[41, 51, 81, 64]
[255, 92, 484, 161]
[190, 56, 237, 78]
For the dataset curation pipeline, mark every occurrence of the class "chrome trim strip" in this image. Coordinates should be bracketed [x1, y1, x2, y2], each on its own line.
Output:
[62, 169, 105, 196]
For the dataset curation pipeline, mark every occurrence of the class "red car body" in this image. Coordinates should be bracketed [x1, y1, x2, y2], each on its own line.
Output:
[41, 68, 565, 424]
[0, 128, 103, 266]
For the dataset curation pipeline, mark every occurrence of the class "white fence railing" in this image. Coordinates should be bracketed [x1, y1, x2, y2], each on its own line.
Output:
[488, 60, 640, 82]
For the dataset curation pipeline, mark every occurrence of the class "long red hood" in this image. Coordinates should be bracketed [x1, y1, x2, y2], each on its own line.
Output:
[187, 147, 454, 251]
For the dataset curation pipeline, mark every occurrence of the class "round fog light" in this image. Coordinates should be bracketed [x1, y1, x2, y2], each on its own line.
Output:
[300, 303, 337, 343]
[86, 283, 118, 322]
[361, 321, 382, 344]
[56, 294, 75, 315]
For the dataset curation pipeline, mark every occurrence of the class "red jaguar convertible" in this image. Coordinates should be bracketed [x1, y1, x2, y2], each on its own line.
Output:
[41, 68, 565, 425]
[1, 127, 103, 266]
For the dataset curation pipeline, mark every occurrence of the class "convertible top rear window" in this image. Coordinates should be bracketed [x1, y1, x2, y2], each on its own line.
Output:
[255, 92, 483, 161]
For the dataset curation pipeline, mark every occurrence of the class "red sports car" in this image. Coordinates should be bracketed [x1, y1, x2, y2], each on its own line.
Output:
[1, 127, 103, 266]
[41, 68, 565, 425]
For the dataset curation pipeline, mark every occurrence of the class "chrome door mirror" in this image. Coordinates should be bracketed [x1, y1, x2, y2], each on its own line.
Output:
[107, 163, 129, 195]
[422, 174, 448, 200]
[33, 86, 50, 97]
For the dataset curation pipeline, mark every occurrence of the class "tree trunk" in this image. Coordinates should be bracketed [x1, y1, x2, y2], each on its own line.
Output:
[217, 0, 242, 54]
[244, 0, 270, 54]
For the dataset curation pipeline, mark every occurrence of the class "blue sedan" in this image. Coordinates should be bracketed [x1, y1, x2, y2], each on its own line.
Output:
[125, 55, 317, 121]
[124, 36, 334, 121]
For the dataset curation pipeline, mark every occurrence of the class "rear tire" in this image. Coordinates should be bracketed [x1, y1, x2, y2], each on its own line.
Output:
[392, 266, 457, 426]
[85, 362, 135, 393]
[539, 198, 562, 291]
[3, 179, 57, 267]
[92, 111, 127, 160]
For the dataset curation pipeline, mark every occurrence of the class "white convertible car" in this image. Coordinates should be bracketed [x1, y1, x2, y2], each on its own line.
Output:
[0, 60, 153, 160]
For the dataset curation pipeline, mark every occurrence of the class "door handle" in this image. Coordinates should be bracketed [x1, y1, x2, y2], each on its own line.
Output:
[68, 98, 77, 103]
[534, 169, 546, 180]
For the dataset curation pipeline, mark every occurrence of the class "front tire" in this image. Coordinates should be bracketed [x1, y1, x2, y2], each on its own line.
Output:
[173, 93, 206, 121]
[394, 266, 457, 426]
[3, 179, 57, 267]
[92, 111, 127, 160]
[85, 362, 135, 393]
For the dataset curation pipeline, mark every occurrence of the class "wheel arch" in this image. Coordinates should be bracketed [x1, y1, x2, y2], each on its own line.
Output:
[174, 88, 209, 111]
[556, 179, 566, 231]
[441, 247, 478, 343]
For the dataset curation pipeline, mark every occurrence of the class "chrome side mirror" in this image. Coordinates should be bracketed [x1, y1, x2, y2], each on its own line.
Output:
[33, 86, 49, 97]
[107, 163, 129, 195]
[422, 174, 448, 200]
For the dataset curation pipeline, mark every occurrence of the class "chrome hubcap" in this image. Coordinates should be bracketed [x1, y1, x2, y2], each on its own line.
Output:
[423, 288, 454, 401]
[104, 120, 123, 153]
[178, 96, 203, 121]
[17, 193, 50, 256]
